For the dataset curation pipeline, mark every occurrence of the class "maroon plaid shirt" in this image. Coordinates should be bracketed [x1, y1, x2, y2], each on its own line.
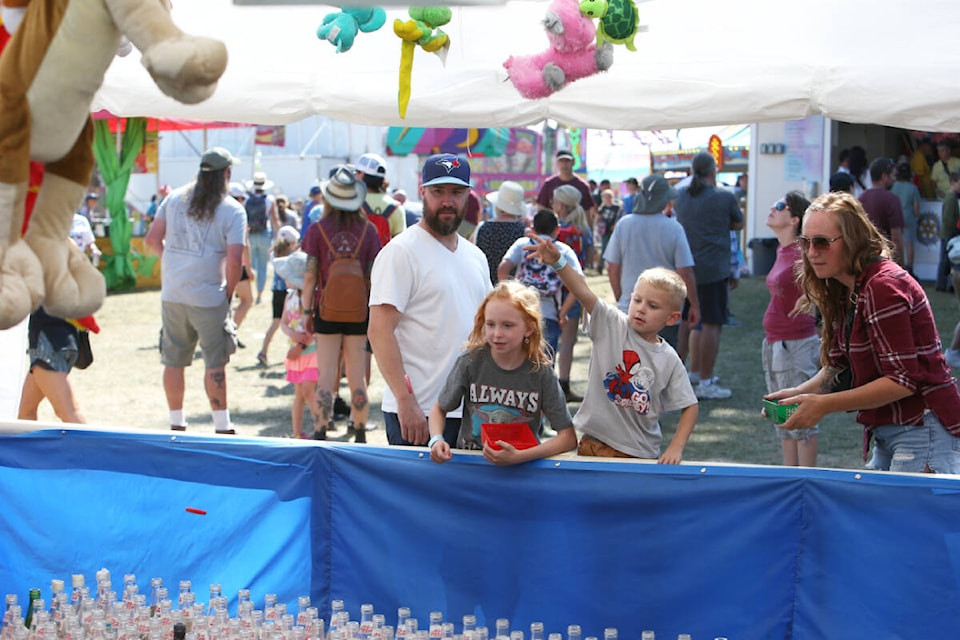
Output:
[828, 260, 960, 436]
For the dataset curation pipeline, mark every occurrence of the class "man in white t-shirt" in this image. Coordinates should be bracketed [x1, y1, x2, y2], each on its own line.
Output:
[368, 154, 491, 446]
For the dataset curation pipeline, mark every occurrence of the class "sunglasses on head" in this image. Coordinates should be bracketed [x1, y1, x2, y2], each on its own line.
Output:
[772, 201, 788, 211]
[796, 235, 842, 251]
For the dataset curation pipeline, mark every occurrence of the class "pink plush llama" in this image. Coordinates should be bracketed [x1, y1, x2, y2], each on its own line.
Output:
[503, 0, 614, 99]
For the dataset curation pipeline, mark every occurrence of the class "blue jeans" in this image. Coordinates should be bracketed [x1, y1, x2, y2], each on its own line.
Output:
[384, 412, 459, 447]
[249, 230, 272, 296]
[866, 412, 960, 474]
[544, 318, 560, 363]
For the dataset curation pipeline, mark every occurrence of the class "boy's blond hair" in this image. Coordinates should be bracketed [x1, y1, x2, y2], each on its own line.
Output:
[634, 267, 687, 311]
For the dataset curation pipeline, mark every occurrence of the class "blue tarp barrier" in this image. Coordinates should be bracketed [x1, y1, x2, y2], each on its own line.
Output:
[0, 427, 958, 640]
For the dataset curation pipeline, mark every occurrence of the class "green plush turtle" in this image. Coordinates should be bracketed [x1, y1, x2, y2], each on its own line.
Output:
[579, 0, 640, 52]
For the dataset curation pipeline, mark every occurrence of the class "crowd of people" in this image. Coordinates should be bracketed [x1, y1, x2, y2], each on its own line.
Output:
[21, 141, 960, 476]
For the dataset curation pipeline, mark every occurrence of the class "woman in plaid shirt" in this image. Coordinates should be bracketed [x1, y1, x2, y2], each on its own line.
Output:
[767, 192, 960, 473]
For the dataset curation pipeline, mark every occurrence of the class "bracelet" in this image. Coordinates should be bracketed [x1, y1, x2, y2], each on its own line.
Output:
[548, 254, 567, 271]
[427, 434, 444, 449]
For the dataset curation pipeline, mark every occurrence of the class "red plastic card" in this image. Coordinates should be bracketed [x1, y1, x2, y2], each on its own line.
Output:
[481, 422, 539, 450]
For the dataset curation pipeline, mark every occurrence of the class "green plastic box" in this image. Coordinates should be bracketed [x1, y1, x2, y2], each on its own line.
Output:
[762, 398, 798, 424]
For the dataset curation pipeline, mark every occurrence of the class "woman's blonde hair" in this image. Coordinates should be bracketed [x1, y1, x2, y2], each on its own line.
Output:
[466, 280, 551, 369]
[797, 191, 892, 364]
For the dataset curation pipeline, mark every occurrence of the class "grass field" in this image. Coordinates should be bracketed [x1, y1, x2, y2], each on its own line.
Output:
[32, 268, 960, 470]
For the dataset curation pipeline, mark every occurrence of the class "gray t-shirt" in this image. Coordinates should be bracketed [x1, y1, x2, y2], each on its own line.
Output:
[674, 186, 742, 285]
[574, 300, 698, 458]
[438, 347, 573, 450]
[603, 213, 694, 312]
[156, 184, 247, 307]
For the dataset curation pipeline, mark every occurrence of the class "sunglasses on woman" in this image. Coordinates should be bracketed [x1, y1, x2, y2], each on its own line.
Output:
[796, 235, 842, 251]
[772, 201, 787, 211]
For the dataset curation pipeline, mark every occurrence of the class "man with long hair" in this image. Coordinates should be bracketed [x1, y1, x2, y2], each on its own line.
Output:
[145, 147, 247, 434]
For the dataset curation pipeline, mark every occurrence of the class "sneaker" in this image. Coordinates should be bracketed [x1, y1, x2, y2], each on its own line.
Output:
[945, 349, 960, 369]
[215, 429, 236, 435]
[312, 428, 327, 441]
[256, 352, 268, 366]
[695, 378, 732, 399]
[236, 339, 246, 349]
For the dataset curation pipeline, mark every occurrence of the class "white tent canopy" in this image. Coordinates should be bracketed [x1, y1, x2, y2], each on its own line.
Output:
[93, 0, 960, 132]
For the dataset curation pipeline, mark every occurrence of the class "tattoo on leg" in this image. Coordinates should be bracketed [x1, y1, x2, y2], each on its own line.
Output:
[352, 388, 368, 410]
[209, 371, 226, 388]
[317, 389, 332, 423]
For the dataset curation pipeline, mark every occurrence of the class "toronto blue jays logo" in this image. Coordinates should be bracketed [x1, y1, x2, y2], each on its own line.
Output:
[435, 157, 461, 173]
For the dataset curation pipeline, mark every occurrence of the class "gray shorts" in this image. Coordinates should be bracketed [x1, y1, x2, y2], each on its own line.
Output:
[762, 336, 821, 440]
[161, 300, 234, 369]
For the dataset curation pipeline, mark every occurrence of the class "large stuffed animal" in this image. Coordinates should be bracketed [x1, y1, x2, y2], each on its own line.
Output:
[503, 0, 613, 100]
[0, 0, 227, 330]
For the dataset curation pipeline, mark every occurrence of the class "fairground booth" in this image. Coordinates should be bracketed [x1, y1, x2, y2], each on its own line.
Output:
[4, 1, 960, 639]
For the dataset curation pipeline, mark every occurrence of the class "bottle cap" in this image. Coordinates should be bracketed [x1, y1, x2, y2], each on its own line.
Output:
[71, 575, 84, 588]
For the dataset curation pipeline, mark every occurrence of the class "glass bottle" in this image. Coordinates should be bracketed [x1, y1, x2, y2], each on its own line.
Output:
[529, 624, 543, 640]
[427, 613, 442, 640]
[493, 619, 507, 640]
[547, 634, 561, 640]
[207, 586, 222, 619]
[440, 624, 454, 640]
[297, 598, 312, 629]
[509, 632, 523, 640]
[24, 589, 41, 631]
[70, 577, 85, 615]
[178, 583, 192, 611]
[677, 635, 691, 640]
[358, 605, 374, 639]
[565, 626, 580, 640]
[640, 632, 655, 640]
[393, 608, 410, 640]
[474, 627, 487, 640]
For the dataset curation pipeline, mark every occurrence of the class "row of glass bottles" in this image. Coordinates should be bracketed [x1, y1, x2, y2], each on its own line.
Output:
[2, 572, 724, 640]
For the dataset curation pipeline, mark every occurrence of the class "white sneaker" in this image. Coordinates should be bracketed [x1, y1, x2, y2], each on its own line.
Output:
[695, 377, 732, 399]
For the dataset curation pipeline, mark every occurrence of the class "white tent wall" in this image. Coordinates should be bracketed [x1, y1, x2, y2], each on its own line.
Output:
[93, 0, 960, 132]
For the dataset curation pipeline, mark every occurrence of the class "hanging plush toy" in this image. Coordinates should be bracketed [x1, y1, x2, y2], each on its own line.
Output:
[0, 0, 227, 330]
[316, 6, 386, 53]
[579, 0, 643, 51]
[393, 6, 451, 118]
[503, 0, 613, 100]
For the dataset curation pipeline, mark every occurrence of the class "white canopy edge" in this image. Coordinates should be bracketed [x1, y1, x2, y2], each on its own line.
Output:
[92, 0, 960, 132]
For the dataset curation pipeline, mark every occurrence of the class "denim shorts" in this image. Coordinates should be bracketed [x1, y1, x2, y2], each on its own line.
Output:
[866, 412, 960, 474]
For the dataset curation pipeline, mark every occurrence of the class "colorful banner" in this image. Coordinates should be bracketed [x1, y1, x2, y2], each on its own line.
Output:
[255, 125, 286, 147]
[386, 128, 513, 157]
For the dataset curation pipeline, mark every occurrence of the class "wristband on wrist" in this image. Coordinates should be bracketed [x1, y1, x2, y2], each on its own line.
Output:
[427, 434, 444, 449]
[548, 254, 567, 271]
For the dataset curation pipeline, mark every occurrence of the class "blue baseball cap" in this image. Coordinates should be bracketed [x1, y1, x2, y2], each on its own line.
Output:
[421, 154, 471, 188]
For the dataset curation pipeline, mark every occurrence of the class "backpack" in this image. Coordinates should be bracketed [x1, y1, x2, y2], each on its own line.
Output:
[362, 201, 396, 247]
[245, 192, 268, 234]
[316, 222, 373, 323]
[516, 239, 563, 307]
[556, 224, 584, 265]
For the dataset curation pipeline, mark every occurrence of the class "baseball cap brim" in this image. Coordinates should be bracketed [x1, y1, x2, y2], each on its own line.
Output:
[422, 176, 471, 188]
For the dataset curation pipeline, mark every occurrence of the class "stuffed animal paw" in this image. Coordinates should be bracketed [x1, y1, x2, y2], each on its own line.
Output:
[317, 7, 386, 53]
[0, 241, 44, 330]
[141, 36, 228, 105]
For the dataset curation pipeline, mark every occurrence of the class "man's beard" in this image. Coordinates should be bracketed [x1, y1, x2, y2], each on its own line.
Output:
[423, 202, 464, 236]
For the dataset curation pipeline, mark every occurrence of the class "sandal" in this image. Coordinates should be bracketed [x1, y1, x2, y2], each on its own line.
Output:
[256, 352, 268, 366]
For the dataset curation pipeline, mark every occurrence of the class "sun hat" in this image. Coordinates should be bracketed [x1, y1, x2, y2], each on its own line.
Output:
[485, 181, 525, 217]
[356, 153, 387, 177]
[200, 147, 239, 172]
[245, 171, 274, 192]
[276, 225, 300, 245]
[273, 250, 307, 290]
[228, 182, 246, 199]
[421, 153, 471, 188]
[552, 184, 582, 208]
[634, 174, 678, 215]
[322, 164, 367, 211]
